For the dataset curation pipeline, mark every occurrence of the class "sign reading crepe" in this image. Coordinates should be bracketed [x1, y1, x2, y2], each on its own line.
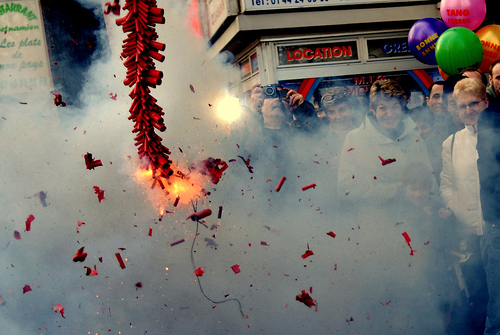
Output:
[0, 1, 52, 94]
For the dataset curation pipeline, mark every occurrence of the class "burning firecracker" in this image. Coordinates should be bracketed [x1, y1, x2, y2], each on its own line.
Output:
[116, 0, 173, 186]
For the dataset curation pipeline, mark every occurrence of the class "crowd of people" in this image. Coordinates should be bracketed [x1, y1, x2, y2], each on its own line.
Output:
[238, 59, 500, 334]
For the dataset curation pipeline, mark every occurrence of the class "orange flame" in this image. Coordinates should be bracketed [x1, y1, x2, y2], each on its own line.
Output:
[133, 162, 208, 212]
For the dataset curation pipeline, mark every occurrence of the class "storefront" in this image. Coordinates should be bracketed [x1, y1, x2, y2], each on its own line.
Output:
[199, 0, 443, 110]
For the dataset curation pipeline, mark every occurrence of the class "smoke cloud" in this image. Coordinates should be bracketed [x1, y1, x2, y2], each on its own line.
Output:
[0, 1, 457, 334]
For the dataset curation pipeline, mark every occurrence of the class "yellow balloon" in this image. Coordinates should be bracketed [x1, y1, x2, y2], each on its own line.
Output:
[476, 25, 500, 73]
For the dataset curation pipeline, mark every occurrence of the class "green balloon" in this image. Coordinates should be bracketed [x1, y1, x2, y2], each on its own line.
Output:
[435, 27, 483, 76]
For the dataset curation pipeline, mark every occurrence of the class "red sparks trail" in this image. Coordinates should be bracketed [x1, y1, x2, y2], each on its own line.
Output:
[116, 0, 173, 186]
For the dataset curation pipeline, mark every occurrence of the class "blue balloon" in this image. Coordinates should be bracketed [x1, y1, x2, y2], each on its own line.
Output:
[408, 18, 449, 65]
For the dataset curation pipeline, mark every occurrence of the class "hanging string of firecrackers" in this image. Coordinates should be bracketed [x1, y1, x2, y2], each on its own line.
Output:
[116, 0, 173, 187]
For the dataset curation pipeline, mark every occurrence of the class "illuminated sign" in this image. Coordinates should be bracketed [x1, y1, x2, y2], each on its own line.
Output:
[0, 0, 52, 94]
[277, 41, 358, 66]
[367, 37, 412, 59]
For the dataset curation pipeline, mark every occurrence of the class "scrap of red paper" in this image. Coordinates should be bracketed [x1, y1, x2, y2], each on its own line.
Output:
[25, 214, 35, 232]
[327, 231, 336, 238]
[115, 253, 126, 269]
[302, 249, 314, 259]
[93, 186, 105, 202]
[378, 156, 396, 166]
[84, 152, 103, 170]
[73, 247, 88, 262]
[54, 304, 66, 318]
[231, 264, 241, 274]
[296, 290, 316, 308]
[194, 267, 204, 277]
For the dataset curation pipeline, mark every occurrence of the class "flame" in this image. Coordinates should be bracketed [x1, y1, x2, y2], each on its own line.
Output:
[133, 162, 207, 212]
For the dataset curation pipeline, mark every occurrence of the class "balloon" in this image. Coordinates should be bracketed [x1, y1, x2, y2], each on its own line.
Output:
[440, 0, 486, 31]
[408, 18, 449, 65]
[476, 25, 500, 73]
[435, 27, 483, 76]
[438, 67, 449, 80]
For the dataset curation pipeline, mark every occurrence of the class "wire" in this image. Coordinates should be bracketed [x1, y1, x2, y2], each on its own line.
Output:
[189, 201, 245, 317]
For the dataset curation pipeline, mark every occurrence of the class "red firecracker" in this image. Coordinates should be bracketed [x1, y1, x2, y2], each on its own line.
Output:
[116, 0, 173, 186]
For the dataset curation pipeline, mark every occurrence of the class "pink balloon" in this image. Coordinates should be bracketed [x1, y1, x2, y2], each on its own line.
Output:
[440, 0, 486, 31]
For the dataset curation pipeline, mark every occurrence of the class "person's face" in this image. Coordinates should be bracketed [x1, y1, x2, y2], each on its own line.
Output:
[372, 98, 404, 131]
[261, 98, 289, 129]
[426, 84, 447, 116]
[490, 63, 500, 96]
[456, 92, 488, 126]
[325, 102, 353, 131]
[404, 183, 431, 207]
[415, 120, 432, 140]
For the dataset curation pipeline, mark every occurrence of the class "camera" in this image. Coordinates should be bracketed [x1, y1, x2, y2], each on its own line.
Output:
[261, 84, 287, 100]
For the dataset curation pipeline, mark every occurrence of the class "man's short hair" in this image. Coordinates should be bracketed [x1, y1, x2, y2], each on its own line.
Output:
[369, 79, 406, 108]
[453, 77, 487, 100]
[427, 81, 445, 98]
[461, 67, 488, 86]
[490, 59, 500, 74]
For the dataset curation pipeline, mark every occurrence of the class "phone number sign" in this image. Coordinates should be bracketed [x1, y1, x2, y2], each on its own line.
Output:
[242, 0, 426, 11]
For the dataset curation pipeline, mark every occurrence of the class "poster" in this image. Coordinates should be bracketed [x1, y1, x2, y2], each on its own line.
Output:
[0, 0, 52, 94]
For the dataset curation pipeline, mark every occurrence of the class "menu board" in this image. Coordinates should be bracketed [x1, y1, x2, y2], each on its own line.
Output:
[0, 0, 52, 94]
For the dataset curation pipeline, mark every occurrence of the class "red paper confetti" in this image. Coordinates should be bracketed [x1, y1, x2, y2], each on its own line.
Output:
[189, 84, 195, 93]
[296, 290, 316, 308]
[302, 249, 314, 259]
[402, 232, 416, 255]
[53, 93, 66, 107]
[327, 231, 336, 238]
[115, 252, 126, 269]
[104, 1, 120, 15]
[53, 304, 66, 318]
[347, 148, 355, 152]
[84, 265, 98, 276]
[25, 214, 35, 232]
[202, 158, 228, 184]
[275, 176, 286, 192]
[14, 231, 21, 240]
[231, 264, 241, 274]
[237, 155, 254, 173]
[261, 241, 269, 246]
[109, 93, 118, 100]
[73, 247, 88, 262]
[170, 238, 185, 246]
[93, 186, 105, 202]
[22, 284, 32, 294]
[76, 221, 85, 233]
[148, 228, 153, 236]
[378, 156, 396, 166]
[301, 183, 316, 191]
[84, 152, 103, 170]
[194, 267, 204, 277]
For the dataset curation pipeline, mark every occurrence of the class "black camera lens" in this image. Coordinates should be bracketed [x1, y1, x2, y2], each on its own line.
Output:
[264, 86, 276, 96]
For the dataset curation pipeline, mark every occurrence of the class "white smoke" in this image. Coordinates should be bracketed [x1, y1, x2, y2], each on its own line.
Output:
[0, 1, 456, 334]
